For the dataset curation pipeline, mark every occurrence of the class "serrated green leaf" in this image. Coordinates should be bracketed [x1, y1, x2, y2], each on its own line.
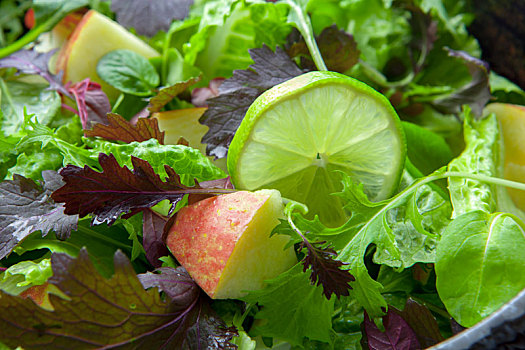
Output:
[241, 264, 335, 346]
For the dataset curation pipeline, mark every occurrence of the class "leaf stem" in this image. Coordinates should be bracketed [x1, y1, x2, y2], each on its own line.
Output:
[338, 170, 525, 260]
[77, 224, 133, 252]
[284, 0, 327, 71]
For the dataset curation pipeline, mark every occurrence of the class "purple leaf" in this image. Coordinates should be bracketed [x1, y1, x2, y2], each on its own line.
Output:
[142, 209, 170, 268]
[364, 309, 421, 350]
[287, 25, 360, 73]
[200, 45, 304, 159]
[0, 171, 78, 259]
[51, 153, 231, 225]
[0, 49, 68, 95]
[430, 48, 491, 117]
[0, 249, 237, 349]
[111, 0, 194, 37]
[66, 78, 111, 129]
[85, 112, 165, 144]
[392, 298, 444, 348]
[301, 241, 355, 299]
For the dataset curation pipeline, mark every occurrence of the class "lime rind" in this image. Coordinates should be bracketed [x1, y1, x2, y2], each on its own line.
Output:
[227, 71, 406, 226]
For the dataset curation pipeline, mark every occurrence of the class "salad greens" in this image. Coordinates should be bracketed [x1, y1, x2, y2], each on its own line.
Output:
[1, 0, 525, 349]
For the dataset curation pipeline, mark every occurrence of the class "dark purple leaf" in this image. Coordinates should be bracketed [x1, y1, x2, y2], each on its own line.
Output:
[51, 153, 232, 225]
[301, 240, 355, 299]
[407, 7, 438, 74]
[0, 249, 237, 349]
[0, 49, 68, 95]
[148, 76, 201, 113]
[85, 112, 165, 144]
[364, 309, 421, 350]
[430, 48, 491, 117]
[392, 298, 444, 348]
[67, 78, 111, 129]
[138, 267, 238, 349]
[191, 77, 225, 107]
[0, 171, 78, 259]
[111, 0, 193, 37]
[287, 25, 360, 73]
[142, 209, 170, 268]
[200, 45, 304, 159]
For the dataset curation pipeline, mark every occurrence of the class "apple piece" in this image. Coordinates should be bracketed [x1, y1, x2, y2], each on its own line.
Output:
[152, 108, 209, 153]
[166, 189, 297, 299]
[56, 10, 159, 99]
[152, 107, 227, 170]
[485, 103, 525, 210]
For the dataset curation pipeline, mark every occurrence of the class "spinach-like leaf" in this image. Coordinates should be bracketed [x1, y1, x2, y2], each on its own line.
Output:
[200, 44, 303, 158]
[97, 49, 160, 96]
[0, 249, 236, 349]
[85, 113, 165, 144]
[436, 210, 525, 327]
[0, 170, 78, 259]
[111, 0, 193, 37]
[0, 80, 61, 134]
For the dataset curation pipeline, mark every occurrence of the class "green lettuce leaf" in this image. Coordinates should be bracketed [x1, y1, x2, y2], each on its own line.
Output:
[241, 264, 335, 346]
[184, 0, 291, 80]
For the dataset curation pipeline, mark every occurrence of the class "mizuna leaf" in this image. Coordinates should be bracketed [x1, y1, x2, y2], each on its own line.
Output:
[200, 44, 304, 158]
[364, 309, 421, 350]
[51, 153, 232, 225]
[302, 241, 355, 300]
[111, 0, 193, 37]
[148, 76, 201, 113]
[0, 170, 78, 259]
[84, 113, 165, 144]
[0, 249, 236, 349]
[66, 78, 111, 129]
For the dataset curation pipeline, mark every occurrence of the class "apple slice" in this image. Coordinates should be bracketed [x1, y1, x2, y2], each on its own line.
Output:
[152, 107, 227, 170]
[152, 108, 209, 154]
[56, 10, 159, 99]
[485, 103, 525, 210]
[166, 189, 297, 299]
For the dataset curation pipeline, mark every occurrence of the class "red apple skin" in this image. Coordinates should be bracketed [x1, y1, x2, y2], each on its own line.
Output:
[167, 190, 296, 298]
[168, 192, 267, 296]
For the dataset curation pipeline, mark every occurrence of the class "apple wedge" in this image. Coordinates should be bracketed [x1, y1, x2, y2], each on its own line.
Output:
[152, 107, 227, 170]
[166, 189, 297, 299]
[56, 10, 159, 99]
[152, 108, 209, 154]
[485, 103, 525, 210]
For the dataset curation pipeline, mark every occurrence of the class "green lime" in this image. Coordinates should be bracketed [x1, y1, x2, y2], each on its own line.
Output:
[227, 71, 406, 226]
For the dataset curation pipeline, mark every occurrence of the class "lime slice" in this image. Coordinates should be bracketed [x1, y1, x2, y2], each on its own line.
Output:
[227, 71, 406, 226]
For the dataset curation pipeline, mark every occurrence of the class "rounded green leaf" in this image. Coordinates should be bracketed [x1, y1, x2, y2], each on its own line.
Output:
[96, 49, 159, 96]
[436, 210, 525, 327]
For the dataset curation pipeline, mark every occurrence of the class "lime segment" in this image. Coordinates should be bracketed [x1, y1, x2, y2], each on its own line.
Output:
[227, 71, 406, 226]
